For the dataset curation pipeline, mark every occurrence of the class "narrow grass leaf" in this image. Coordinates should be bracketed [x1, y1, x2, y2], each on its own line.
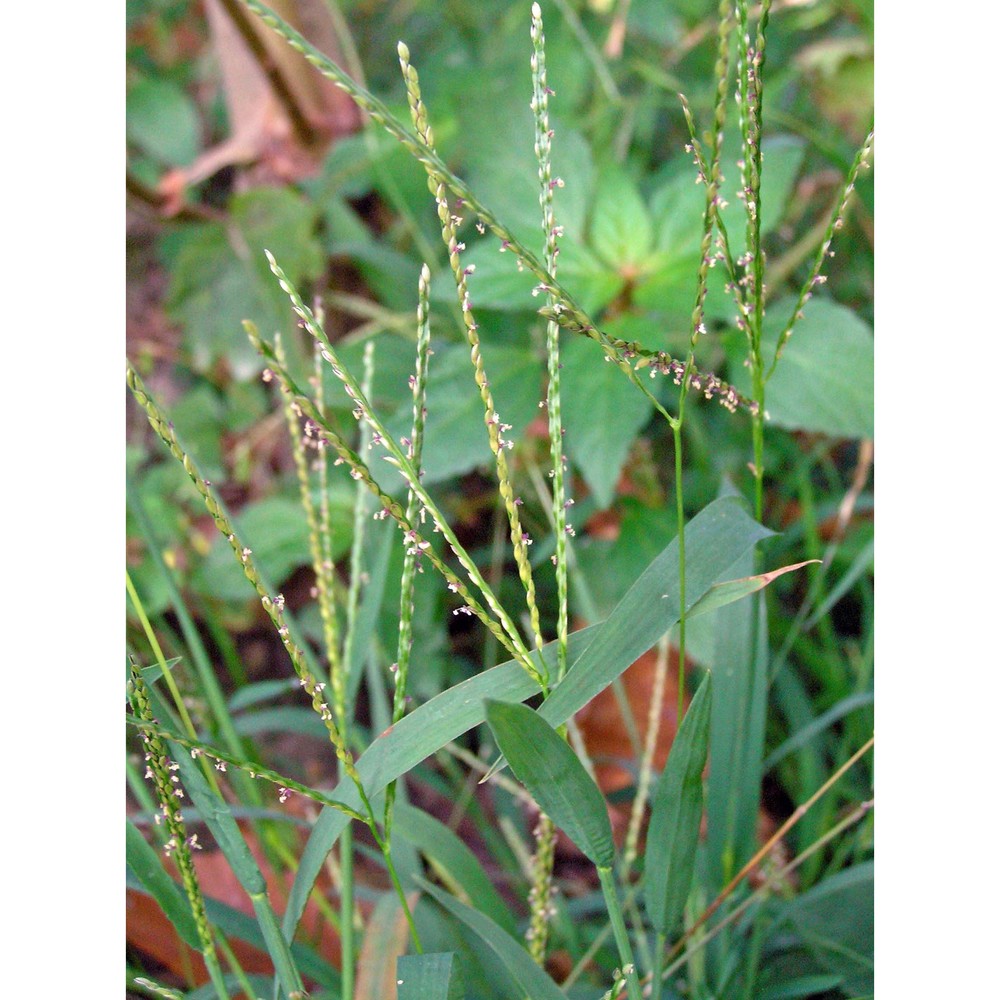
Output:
[802, 537, 873, 630]
[763, 691, 874, 772]
[644, 674, 712, 935]
[126, 821, 200, 950]
[538, 495, 771, 730]
[417, 879, 567, 1000]
[485, 700, 614, 868]
[756, 973, 845, 1000]
[706, 554, 769, 890]
[185, 976, 274, 1000]
[126, 869, 340, 990]
[396, 953, 465, 1000]
[393, 802, 517, 936]
[685, 560, 818, 621]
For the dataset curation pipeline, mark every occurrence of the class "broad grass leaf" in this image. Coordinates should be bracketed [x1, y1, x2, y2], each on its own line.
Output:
[560, 336, 653, 508]
[644, 674, 712, 935]
[417, 880, 567, 1000]
[283, 496, 768, 939]
[392, 802, 517, 936]
[126, 821, 200, 951]
[485, 700, 614, 868]
[396, 953, 465, 1000]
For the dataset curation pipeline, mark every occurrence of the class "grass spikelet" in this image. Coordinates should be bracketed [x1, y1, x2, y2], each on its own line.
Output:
[397, 42, 547, 671]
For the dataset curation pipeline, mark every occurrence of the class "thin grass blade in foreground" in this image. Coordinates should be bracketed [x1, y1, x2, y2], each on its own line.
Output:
[485, 700, 614, 868]
[395, 952, 465, 1000]
[484, 700, 643, 1000]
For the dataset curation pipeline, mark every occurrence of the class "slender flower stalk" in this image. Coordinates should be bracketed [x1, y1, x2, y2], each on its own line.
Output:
[273, 332, 336, 700]
[768, 129, 874, 376]
[531, 2, 570, 684]
[390, 264, 432, 728]
[128, 361, 425, 952]
[398, 42, 547, 668]
[344, 340, 376, 696]
[384, 265, 433, 840]
[670, 0, 734, 721]
[128, 663, 231, 1000]
[256, 326, 529, 669]
[237, 0, 756, 425]
[253, 258, 548, 687]
[127, 363, 364, 790]
[523, 5, 567, 963]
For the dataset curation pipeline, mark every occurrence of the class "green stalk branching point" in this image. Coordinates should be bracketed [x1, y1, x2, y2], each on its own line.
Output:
[125, 571, 201, 750]
[397, 42, 547, 671]
[127, 716, 368, 824]
[128, 664, 231, 999]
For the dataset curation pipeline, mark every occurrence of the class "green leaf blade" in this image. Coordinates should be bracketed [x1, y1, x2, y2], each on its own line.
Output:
[644, 674, 712, 935]
[539, 495, 771, 730]
[418, 880, 566, 1000]
[396, 953, 465, 1000]
[126, 821, 201, 951]
[485, 700, 614, 868]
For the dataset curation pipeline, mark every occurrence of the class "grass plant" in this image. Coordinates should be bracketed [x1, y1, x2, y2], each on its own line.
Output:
[127, 2, 874, 997]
